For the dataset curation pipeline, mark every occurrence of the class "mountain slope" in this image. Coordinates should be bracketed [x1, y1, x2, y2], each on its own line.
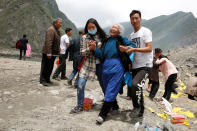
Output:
[106, 11, 197, 51]
[0, 0, 78, 52]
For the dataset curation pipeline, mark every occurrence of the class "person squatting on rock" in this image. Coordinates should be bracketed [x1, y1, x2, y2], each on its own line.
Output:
[89, 24, 136, 124]
[39, 18, 62, 86]
[70, 18, 107, 114]
[19, 34, 28, 60]
[126, 10, 153, 118]
[52, 28, 72, 80]
[67, 30, 85, 88]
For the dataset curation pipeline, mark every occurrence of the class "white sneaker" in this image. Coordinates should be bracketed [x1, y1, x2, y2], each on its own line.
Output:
[96, 116, 104, 124]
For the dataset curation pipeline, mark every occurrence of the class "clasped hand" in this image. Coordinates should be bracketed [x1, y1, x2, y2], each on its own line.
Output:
[89, 40, 96, 51]
[119, 45, 135, 53]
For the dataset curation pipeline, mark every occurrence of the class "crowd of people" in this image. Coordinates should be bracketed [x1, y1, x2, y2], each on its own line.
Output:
[26, 10, 196, 125]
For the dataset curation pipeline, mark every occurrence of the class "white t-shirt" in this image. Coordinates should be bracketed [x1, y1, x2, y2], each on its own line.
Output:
[60, 34, 69, 54]
[130, 26, 153, 69]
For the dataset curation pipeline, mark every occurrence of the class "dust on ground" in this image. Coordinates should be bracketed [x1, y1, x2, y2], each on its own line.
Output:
[0, 49, 197, 131]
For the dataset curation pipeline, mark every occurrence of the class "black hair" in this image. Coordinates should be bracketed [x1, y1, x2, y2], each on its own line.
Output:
[65, 28, 72, 33]
[84, 18, 107, 41]
[79, 29, 84, 35]
[23, 34, 26, 38]
[155, 48, 162, 53]
[130, 10, 141, 18]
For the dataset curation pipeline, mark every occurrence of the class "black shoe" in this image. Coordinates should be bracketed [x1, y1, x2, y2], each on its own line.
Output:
[188, 94, 195, 100]
[130, 112, 143, 118]
[110, 109, 119, 115]
[129, 108, 143, 118]
[67, 79, 72, 85]
[47, 81, 54, 85]
[41, 82, 50, 86]
[70, 106, 83, 114]
[61, 76, 68, 80]
[148, 96, 154, 101]
[171, 89, 178, 94]
[52, 77, 61, 81]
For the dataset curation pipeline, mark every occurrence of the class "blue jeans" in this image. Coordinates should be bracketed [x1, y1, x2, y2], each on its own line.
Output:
[69, 70, 79, 87]
[77, 77, 87, 107]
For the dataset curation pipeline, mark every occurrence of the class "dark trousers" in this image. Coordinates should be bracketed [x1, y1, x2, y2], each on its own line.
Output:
[149, 80, 160, 98]
[130, 67, 149, 114]
[53, 54, 66, 78]
[96, 64, 105, 94]
[163, 73, 177, 101]
[127, 86, 132, 97]
[99, 100, 119, 119]
[40, 54, 56, 83]
[19, 49, 26, 59]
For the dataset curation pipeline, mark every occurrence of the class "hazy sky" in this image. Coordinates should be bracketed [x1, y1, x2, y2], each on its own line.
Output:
[56, 0, 197, 28]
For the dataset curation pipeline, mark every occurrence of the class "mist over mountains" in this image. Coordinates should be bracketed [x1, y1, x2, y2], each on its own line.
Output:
[0, 0, 196, 53]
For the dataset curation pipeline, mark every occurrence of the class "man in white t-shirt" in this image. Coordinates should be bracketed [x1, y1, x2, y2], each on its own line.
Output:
[127, 10, 153, 118]
[52, 28, 72, 80]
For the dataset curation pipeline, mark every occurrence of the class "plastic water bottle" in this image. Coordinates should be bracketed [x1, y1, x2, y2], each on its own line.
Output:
[142, 118, 146, 128]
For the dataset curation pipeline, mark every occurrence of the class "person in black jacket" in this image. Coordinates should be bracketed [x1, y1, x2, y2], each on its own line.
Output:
[19, 34, 28, 60]
[67, 30, 84, 87]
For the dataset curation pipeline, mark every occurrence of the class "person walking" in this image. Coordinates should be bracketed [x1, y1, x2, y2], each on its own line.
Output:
[126, 10, 153, 118]
[67, 30, 84, 88]
[39, 18, 62, 86]
[52, 28, 72, 80]
[19, 34, 28, 60]
[70, 18, 107, 114]
[89, 24, 135, 124]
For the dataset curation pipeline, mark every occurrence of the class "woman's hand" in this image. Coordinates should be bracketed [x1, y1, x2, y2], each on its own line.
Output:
[89, 40, 96, 51]
[119, 45, 128, 52]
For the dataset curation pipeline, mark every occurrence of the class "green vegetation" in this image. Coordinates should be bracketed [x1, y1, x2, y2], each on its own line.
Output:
[0, 0, 78, 52]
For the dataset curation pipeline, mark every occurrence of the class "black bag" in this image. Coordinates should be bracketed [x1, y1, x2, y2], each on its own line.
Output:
[116, 36, 132, 72]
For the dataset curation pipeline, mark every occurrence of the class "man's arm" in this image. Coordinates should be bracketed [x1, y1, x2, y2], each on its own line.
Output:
[45, 29, 54, 59]
[127, 42, 152, 53]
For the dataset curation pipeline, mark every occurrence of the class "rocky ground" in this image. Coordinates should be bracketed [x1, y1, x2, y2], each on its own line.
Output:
[0, 47, 197, 131]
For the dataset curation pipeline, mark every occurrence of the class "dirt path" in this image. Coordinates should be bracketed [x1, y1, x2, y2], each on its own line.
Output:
[0, 57, 197, 131]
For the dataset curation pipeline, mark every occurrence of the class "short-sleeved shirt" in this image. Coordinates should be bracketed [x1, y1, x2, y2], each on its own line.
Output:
[130, 26, 153, 69]
[60, 34, 69, 54]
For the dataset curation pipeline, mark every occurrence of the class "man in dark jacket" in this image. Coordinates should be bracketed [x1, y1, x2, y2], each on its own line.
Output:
[40, 18, 62, 86]
[67, 30, 84, 87]
[19, 34, 28, 60]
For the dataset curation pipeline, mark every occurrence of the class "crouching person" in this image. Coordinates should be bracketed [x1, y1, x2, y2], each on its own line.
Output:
[89, 24, 135, 124]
